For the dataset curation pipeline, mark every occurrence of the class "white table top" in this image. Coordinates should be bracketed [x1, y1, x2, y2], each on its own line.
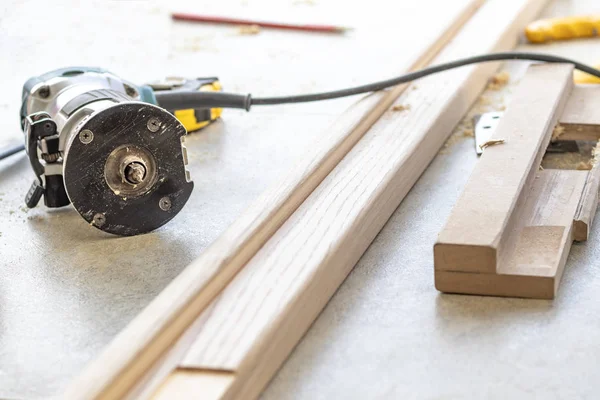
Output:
[1, 0, 599, 398]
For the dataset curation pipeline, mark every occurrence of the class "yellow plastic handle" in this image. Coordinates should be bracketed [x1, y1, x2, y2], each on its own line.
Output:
[574, 64, 600, 84]
[525, 16, 600, 43]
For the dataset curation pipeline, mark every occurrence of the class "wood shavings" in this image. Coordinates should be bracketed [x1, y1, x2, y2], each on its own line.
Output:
[237, 24, 261, 35]
[462, 128, 474, 137]
[391, 104, 411, 112]
[487, 71, 510, 90]
[551, 124, 565, 142]
[576, 161, 593, 171]
[478, 96, 491, 106]
[479, 139, 505, 150]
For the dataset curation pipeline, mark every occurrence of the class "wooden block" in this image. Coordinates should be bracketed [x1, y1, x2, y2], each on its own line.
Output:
[559, 85, 600, 141]
[574, 163, 600, 241]
[436, 169, 588, 298]
[435, 64, 574, 274]
[151, 369, 233, 400]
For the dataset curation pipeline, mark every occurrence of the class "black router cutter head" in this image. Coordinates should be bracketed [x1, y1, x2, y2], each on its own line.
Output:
[63, 102, 193, 236]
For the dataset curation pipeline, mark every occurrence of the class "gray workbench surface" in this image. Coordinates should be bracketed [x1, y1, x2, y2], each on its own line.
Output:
[1, 0, 599, 399]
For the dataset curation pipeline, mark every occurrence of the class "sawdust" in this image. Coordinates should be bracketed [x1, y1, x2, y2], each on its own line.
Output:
[576, 161, 593, 171]
[181, 36, 219, 53]
[480, 139, 505, 150]
[441, 133, 465, 152]
[391, 104, 411, 112]
[478, 96, 491, 106]
[440, 71, 510, 154]
[551, 124, 565, 142]
[487, 71, 510, 90]
[237, 24, 261, 35]
[542, 141, 598, 170]
[440, 119, 475, 152]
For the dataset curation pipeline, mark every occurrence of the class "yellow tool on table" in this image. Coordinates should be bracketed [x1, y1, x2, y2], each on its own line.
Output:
[147, 76, 223, 132]
[525, 16, 600, 84]
[525, 15, 600, 43]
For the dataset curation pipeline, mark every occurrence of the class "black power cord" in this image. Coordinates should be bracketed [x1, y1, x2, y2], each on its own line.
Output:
[0, 144, 25, 161]
[154, 52, 600, 110]
[4, 52, 600, 162]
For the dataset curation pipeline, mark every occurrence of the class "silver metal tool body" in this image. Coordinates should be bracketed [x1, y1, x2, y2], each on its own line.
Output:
[21, 68, 193, 236]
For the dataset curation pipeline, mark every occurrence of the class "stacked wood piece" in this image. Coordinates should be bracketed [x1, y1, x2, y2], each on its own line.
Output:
[435, 64, 600, 299]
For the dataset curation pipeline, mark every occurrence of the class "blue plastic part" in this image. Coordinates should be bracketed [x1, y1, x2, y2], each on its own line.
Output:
[138, 85, 157, 105]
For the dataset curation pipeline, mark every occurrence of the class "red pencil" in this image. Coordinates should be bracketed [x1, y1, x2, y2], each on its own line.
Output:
[171, 12, 350, 34]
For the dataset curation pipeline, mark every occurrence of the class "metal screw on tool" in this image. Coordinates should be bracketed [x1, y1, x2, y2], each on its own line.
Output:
[79, 129, 94, 144]
[93, 213, 106, 227]
[38, 85, 50, 98]
[159, 197, 172, 211]
[125, 85, 137, 97]
[147, 118, 161, 132]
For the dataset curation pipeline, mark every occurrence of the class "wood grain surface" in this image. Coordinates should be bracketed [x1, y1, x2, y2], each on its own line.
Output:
[64, 1, 484, 398]
[149, 0, 553, 398]
[435, 64, 574, 274]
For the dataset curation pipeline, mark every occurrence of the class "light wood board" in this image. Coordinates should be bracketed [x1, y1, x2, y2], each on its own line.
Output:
[147, 0, 552, 398]
[64, 1, 484, 399]
[559, 85, 600, 140]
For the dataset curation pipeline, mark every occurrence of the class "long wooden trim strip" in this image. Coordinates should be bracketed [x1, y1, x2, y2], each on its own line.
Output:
[64, 2, 484, 399]
[151, 0, 551, 398]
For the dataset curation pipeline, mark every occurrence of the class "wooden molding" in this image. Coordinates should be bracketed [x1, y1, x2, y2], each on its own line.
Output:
[64, 1, 486, 399]
[145, 0, 553, 398]
[435, 64, 600, 299]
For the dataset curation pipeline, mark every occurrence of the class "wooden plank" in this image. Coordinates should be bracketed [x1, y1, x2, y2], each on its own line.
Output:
[574, 162, 600, 241]
[436, 169, 588, 299]
[151, 369, 233, 400]
[64, 2, 484, 399]
[435, 64, 574, 274]
[558, 85, 600, 141]
[147, 0, 552, 398]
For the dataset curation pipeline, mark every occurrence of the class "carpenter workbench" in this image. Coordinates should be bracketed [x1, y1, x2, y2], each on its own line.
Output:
[1, 0, 600, 398]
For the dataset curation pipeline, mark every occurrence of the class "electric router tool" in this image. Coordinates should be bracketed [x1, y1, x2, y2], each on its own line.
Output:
[20, 67, 223, 236]
[10, 54, 600, 236]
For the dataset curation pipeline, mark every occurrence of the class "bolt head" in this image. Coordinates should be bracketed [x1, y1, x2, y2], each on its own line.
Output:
[159, 197, 172, 211]
[38, 85, 50, 98]
[79, 129, 94, 144]
[147, 118, 161, 132]
[125, 86, 137, 97]
[93, 213, 106, 227]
